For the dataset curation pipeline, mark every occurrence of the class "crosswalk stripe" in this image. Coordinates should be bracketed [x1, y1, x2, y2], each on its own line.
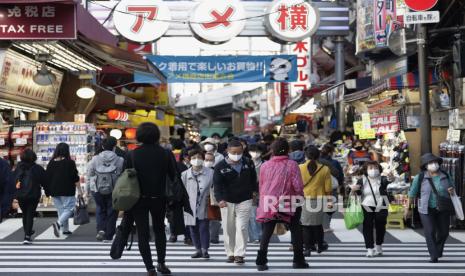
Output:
[386, 229, 425, 243]
[35, 219, 80, 240]
[0, 219, 23, 239]
[331, 218, 365, 242]
[449, 231, 465, 242]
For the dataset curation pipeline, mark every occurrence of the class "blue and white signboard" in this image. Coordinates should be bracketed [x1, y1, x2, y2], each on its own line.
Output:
[145, 55, 298, 83]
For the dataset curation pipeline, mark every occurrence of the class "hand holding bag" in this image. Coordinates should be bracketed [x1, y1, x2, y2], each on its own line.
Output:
[73, 196, 90, 225]
[344, 197, 364, 230]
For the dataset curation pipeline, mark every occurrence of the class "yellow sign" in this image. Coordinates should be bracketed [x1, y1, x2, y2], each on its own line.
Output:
[353, 121, 363, 135]
[359, 128, 376, 140]
[361, 113, 371, 129]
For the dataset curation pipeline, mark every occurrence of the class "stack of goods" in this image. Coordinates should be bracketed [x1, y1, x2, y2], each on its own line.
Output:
[0, 127, 10, 160]
[10, 127, 33, 164]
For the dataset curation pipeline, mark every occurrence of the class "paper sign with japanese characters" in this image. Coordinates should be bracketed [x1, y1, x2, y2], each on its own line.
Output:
[146, 55, 298, 83]
[0, 3, 76, 39]
[374, 0, 397, 47]
[290, 38, 311, 93]
[265, 0, 320, 43]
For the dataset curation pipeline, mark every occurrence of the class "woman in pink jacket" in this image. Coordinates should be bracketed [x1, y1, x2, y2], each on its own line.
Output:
[255, 138, 308, 271]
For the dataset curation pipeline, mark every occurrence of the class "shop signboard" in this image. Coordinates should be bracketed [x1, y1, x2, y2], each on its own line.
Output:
[244, 111, 259, 132]
[0, 3, 76, 40]
[279, 82, 290, 110]
[323, 83, 345, 106]
[290, 38, 312, 94]
[190, 0, 246, 44]
[374, 0, 397, 47]
[153, 84, 169, 106]
[145, 55, 298, 83]
[264, 0, 320, 43]
[113, 0, 171, 43]
[356, 0, 376, 53]
[372, 57, 407, 84]
[0, 50, 63, 109]
[371, 113, 400, 134]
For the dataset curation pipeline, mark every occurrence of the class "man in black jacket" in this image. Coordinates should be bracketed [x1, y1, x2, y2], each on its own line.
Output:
[214, 140, 257, 264]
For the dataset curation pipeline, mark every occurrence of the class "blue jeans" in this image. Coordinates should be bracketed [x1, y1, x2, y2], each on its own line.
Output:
[53, 196, 76, 232]
[248, 206, 262, 242]
[189, 219, 210, 250]
[92, 192, 118, 240]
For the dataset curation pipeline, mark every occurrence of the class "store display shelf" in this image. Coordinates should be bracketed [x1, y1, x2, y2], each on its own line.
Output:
[36, 131, 87, 135]
[36, 142, 87, 146]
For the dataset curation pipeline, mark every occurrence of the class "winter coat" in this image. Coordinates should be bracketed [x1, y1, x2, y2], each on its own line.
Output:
[182, 167, 213, 226]
[0, 159, 13, 220]
[289, 151, 306, 164]
[256, 156, 304, 223]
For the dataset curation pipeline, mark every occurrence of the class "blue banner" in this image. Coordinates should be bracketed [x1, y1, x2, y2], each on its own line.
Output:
[145, 55, 298, 83]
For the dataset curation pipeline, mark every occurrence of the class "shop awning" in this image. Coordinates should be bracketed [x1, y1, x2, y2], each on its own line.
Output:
[200, 127, 229, 138]
[344, 71, 441, 103]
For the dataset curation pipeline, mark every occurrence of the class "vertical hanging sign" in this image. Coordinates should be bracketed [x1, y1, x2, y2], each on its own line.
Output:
[374, 0, 397, 47]
[291, 38, 311, 94]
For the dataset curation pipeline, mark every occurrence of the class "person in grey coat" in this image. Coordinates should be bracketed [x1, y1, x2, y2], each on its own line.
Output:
[408, 153, 455, 263]
[182, 148, 214, 259]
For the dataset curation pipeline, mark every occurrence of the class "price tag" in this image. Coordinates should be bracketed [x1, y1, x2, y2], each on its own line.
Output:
[0, 138, 5, 146]
[361, 113, 371, 129]
[447, 129, 461, 142]
[15, 138, 27, 145]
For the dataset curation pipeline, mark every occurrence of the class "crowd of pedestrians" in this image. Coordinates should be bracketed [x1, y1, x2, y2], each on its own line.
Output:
[0, 122, 460, 275]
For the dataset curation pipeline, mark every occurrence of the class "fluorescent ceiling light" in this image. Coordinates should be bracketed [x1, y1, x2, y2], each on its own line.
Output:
[0, 100, 48, 113]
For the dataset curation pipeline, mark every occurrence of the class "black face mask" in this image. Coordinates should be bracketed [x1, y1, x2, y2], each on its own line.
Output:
[355, 146, 363, 151]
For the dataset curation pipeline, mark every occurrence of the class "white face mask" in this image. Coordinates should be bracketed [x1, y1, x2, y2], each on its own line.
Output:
[204, 144, 215, 152]
[204, 161, 214, 168]
[367, 169, 380, 178]
[190, 158, 204, 167]
[427, 162, 440, 172]
[228, 153, 242, 162]
[250, 152, 261, 160]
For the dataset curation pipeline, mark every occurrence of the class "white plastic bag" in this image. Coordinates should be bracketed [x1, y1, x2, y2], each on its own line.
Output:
[451, 194, 464, 221]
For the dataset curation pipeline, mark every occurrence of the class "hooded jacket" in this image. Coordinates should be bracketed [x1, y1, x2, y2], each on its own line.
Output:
[289, 150, 306, 164]
[87, 150, 124, 193]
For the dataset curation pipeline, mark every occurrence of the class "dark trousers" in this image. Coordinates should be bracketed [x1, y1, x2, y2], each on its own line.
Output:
[189, 219, 210, 251]
[18, 199, 38, 237]
[132, 198, 167, 271]
[259, 207, 304, 263]
[303, 225, 324, 249]
[362, 206, 388, 249]
[92, 192, 118, 240]
[420, 208, 450, 259]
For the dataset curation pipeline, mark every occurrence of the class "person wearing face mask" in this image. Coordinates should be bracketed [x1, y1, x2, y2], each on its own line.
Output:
[213, 140, 257, 264]
[408, 153, 455, 263]
[348, 140, 373, 166]
[247, 144, 264, 243]
[201, 138, 225, 166]
[350, 161, 392, 258]
[182, 149, 214, 259]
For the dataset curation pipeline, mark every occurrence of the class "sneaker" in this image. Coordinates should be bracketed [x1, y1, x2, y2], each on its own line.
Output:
[226, 256, 235, 263]
[23, 236, 32, 245]
[96, 231, 105, 241]
[234, 256, 245, 264]
[63, 231, 73, 235]
[429, 258, 439, 263]
[191, 251, 202, 258]
[156, 263, 171, 275]
[366, 248, 374, 258]
[52, 222, 60, 238]
[375, 245, 383, 256]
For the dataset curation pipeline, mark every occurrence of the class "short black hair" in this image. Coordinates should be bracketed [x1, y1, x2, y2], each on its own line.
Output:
[188, 148, 205, 159]
[136, 122, 160, 144]
[228, 139, 243, 149]
[211, 133, 221, 138]
[290, 140, 304, 152]
[248, 144, 263, 153]
[305, 145, 320, 160]
[263, 134, 275, 143]
[103, 136, 117, 151]
[320, 144, 334, 157]
[20, 148, 37, 163]
[52, 143, 71, 160]
[362, 160, 383, 176]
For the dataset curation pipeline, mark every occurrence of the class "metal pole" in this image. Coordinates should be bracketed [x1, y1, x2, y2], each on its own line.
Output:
[334, 36, 345, 131]
[418, 24, 432, 154]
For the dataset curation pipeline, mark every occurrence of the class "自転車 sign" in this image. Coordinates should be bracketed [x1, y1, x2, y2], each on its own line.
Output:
[404, 11, 440, 25]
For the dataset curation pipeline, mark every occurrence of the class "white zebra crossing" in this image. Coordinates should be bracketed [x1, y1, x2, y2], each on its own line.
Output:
[0, 242, 464, 274]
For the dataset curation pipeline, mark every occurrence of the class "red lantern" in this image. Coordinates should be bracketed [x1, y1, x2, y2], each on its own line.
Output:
[107, 109, 119, 120]
[125, 128, 137, 140]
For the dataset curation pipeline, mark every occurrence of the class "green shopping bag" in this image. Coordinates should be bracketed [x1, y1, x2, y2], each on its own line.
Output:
[344, 198, 364, 230]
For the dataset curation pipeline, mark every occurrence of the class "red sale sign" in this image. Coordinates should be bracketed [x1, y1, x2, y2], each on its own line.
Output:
[371, 113, 400, 134]
[405, 0, 438, 12]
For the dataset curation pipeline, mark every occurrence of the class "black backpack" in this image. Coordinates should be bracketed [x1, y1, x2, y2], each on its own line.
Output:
[15, 166, 37, 200]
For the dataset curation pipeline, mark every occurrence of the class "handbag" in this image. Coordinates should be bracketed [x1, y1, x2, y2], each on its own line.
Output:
[451, 193, 464, 220]
[344, 197, 364, 230]
[207, 196, 221, 221]
[73, 196, 90, 225]
[427, 178, 454, 213]
[110, 213, 135, 260]
[273, 223, 287, 235]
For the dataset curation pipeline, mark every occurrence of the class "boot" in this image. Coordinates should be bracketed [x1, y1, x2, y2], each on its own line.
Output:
[147, 269, 157, 276]
[293, 248, 309, 269]
[156, 263, 171, 275]
[255, 250, 269, 271]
